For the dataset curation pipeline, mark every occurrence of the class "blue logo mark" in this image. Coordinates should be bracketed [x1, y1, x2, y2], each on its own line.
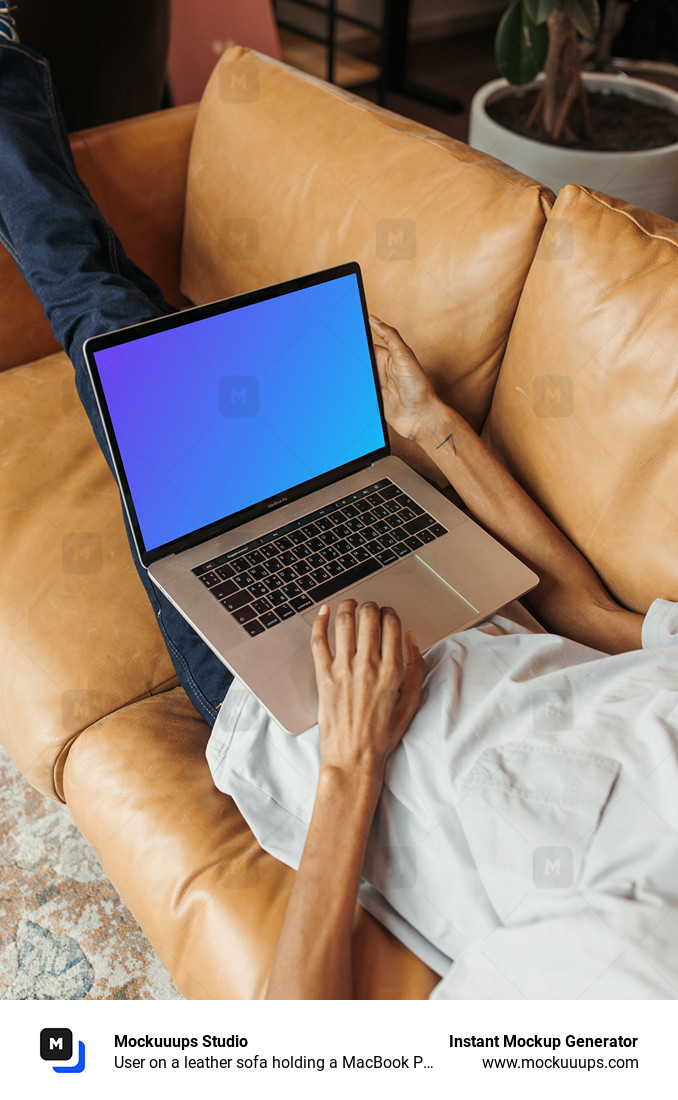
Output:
[40, 1029, 86, 1074]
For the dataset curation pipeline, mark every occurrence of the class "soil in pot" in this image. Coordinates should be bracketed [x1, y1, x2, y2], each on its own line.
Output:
[488, 89, 678, 151]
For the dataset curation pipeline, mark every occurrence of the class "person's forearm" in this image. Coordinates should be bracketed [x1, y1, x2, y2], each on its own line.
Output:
[415, 401, 643, 653]
[265, 761, 382, 999]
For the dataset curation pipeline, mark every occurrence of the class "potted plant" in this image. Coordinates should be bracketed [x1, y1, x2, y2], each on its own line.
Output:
[468, 0, 678, 219]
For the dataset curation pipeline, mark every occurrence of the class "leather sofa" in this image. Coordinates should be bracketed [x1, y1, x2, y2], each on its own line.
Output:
[2, 46, 677, 999]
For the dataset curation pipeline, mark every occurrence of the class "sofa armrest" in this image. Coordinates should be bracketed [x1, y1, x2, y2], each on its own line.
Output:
[0, 102, 198, 375]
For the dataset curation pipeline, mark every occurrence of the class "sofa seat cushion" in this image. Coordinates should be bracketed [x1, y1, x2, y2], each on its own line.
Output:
[62, 686, 440, 999]
[0, 352, 179, 799]
[483, 184, 678, 612]
[181, 46, 552, 482]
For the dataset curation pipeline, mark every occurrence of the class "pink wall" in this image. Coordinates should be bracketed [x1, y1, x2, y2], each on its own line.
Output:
[168, 0, 281, 105]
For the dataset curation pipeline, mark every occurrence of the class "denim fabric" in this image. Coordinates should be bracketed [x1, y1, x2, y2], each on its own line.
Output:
[0, 42, 232, 724]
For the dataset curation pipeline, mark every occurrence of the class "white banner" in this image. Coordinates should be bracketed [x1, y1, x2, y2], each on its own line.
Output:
[0, 998, 670, 1099]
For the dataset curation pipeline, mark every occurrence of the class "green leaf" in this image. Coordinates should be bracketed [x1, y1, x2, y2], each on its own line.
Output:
[524, 0, 557, 23]
[495, 1, 549, 85]
[557, 0, 601, 40]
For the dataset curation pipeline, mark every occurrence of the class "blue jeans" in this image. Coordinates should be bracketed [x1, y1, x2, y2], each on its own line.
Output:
[0, 41, 233, 725]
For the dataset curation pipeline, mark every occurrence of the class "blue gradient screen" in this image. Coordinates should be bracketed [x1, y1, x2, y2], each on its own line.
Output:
[92, 274, 387, 552]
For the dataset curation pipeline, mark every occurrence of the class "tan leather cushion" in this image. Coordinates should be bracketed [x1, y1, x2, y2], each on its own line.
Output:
[0, 353, 178, 798]
[483, 184, 678, 612]
[181, 47, 552, 480]
[62, 686, 440, 999]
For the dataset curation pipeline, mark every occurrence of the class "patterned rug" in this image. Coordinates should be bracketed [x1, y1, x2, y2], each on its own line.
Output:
[0, 745, 182, 1000]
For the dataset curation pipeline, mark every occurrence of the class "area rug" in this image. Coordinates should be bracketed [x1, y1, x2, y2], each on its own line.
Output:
[0, 745, 182, 999]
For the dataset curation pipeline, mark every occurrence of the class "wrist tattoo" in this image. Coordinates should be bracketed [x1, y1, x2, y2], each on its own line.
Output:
[436, 431, 457, 456]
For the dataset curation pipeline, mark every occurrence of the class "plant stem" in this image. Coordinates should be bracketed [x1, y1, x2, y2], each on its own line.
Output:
[542, 10, 589, 143]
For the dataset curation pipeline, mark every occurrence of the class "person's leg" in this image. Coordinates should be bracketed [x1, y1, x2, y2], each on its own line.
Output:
[0, 34, 233, 724]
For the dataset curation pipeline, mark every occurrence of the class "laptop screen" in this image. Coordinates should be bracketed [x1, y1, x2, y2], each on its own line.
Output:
[86, 266, 389, 564]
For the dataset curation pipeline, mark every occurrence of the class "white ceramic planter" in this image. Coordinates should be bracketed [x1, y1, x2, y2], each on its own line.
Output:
[469, 71, 678, 220]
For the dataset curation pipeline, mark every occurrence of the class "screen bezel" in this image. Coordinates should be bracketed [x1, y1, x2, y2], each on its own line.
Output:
[83, 262, 390, 568]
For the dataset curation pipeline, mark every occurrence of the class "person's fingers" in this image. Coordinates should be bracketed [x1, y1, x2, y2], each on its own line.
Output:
[391, 629, 425, 732]
[369, 316, 412, 357]
[310, 604, 332, 679]
[379, 605, 404, 677]
[355, 601, 381, 661]
[333, 598, 357, 664]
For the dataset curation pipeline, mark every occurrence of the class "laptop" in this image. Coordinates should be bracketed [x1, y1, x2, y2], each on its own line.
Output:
[84, 262, 537, 732]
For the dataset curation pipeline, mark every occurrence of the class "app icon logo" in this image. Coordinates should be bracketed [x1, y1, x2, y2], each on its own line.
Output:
[40, 1029, 86, 1074]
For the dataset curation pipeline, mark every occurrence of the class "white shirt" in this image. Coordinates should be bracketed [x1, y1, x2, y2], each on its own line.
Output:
[207, 598, 678, 999]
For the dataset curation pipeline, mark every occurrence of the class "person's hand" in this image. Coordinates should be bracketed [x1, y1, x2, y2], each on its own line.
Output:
[369, 316, 442, 443]
[311, 599, 425, 778]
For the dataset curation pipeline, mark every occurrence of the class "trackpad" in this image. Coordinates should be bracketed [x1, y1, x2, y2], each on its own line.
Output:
[301, 557, 477, 652]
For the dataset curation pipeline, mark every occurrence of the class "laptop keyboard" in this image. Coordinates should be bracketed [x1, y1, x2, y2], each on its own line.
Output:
[192, 478, 447, 637]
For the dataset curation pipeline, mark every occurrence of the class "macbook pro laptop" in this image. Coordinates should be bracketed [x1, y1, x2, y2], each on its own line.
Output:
[84, 262, 538, 732]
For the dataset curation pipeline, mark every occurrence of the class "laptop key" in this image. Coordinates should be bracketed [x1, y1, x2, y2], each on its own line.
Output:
[244, 549, 265, 565]
[234, 569, 255, 587]
[321, 544, 340, 560]
[248, 584, 269, 601]
[216, 563, 236, 580]
[199, 570, 221, 588]
[278, 550, 298, 567]
[430, 523, 448, 538]
[402, 513, 435, 538]
[297, 574, 318, 591]
[211, 578, 237, 600]
[310, 566, 331, 585]
[376, 548, 397, 566]
[379, 483, 399, 499]
[393, 541, 411, 558]
[308, 556, 382, 605]
[325, 560, 344, 577]
[252, 597, 272, 614]
[278, 567, 299, 584]
[233, 605, 257, 625]
[222, 590, 252, 612]
[261, 543, 279, 559]
[404, 535, 423, 552]
[268, 590, 288, 607]
[282, 582, 302, 599]
[245, 619, 266, 637]
[249, 565, 269, 581]
[337, 552, 357, 570]
[277, 603, 295, 620]
[290, 594, 313, 613]
[288, 530, 307, 545]
[260, 610, 281, 629]
[419, 529, 436, 544]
